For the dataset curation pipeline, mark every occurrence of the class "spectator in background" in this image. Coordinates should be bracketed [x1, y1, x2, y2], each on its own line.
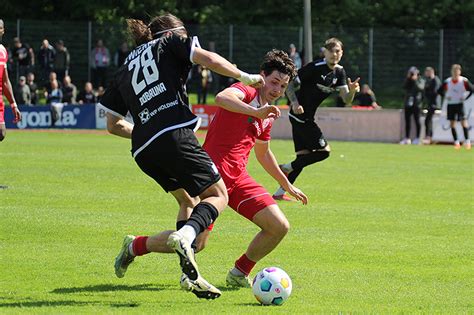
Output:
[400, 66, 424, 145]
[26, 72, 39, 105]
[12, 37, 34, 78]
[53, 40, 70, 82]
[77, 82, 97, 104]
[96, 86, 105, 102]
[422, 67, 441, 144]
[288, 43, 302, 69]
[37, 39, 56, 85]
[14, 76, 31, 105]
[90, 39, 110, 88]
[44, 71, 62, 94]
[197, 65, 212, 104]
[62, 75, 77, 104]
[114, 42, 130, 67]
[46, 79, 62, 104]
[353, 84, 381, 109]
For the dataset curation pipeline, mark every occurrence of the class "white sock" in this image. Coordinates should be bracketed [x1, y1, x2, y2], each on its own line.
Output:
[466, 139, 471, 145]
[128, 242, 135, 256]
[230, 267, 245, 277]
[178, 225, 197, 244]
[274, 187, 286, 196]
[455, 140, 460, 145]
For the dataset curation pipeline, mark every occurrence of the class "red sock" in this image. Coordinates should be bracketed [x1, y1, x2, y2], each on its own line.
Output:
[132, 236, 150, 256]
[235, 254, 256, 276]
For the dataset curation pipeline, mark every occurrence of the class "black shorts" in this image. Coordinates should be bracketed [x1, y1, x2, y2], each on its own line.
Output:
[289, 116, 328, 152]
[447, 103, 466, 121]
[134, 128, 221, 197]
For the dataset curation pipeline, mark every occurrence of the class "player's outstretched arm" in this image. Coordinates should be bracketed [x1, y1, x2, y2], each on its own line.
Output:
[192, 48, 264, 87]
[254, 141, 307, 205]
[215, 88, 280, 119]
[106, 113, 133, 139]
[286, 79, 304, 114]
[2, 67, 21, 123]
[340, 77, 360, 105]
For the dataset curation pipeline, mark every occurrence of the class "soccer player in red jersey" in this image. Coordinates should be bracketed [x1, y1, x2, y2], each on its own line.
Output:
[202, 49, 308, 287]
[0, 19, 22, 140]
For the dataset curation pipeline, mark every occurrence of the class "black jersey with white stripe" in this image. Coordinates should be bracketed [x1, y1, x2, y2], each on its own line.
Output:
[290, 59, 347, 122]
[100, 34, 200, 157]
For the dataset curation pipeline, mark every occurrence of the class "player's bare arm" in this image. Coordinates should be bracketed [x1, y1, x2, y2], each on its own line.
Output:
[106, 112, 133, 139]
[339, 77, 360, 105]
[286, 79, 304, 114]
[192, 48, 264, 87]
[2, 66, 21, 123]
[254, 141, 307, 205]
[215, 88, 280, 119]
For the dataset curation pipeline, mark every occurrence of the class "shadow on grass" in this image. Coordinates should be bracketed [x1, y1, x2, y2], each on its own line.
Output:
[51, 283, 171, 294]
[0, 300, 139, 308]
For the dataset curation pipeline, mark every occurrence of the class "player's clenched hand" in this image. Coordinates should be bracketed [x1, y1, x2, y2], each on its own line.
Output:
[11, 105, 22, 123]
[255, 105, 280, 120]
[286, 184, 308, 205]
[348, 77, 360, 93]
[291, 102, 304, 115]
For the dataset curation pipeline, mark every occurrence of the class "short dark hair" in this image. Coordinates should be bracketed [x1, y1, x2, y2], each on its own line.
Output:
[324, 37, 343, 50]
[260, 49, 297, 80]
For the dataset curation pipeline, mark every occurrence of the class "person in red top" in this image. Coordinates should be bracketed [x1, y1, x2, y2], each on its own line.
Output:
[202, 49, 308, 287]
[0, 19, 22, 140]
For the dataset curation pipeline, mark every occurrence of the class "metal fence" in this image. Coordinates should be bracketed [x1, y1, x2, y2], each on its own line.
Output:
[3, 19, 473, 100]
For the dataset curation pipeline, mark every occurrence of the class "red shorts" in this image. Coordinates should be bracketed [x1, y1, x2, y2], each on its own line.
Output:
[227, 173, 276, 221]
[0, 104, 4, 124]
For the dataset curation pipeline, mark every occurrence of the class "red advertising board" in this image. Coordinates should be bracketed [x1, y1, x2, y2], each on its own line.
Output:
[192, 104, 219, 130]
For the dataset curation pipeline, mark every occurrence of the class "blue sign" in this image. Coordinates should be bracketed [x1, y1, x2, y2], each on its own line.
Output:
[5, 104, 97, 129]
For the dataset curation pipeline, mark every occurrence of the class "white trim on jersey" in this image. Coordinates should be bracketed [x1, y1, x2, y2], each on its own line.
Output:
[314, 59, 326, 67]
[97, 103, 125, 119]
[236, 192, 271, 212]
[132, 117, 199, 158]
[288, 112, 305, 123]
[193, 116, 202, 132]
[189, 36, 201, 64]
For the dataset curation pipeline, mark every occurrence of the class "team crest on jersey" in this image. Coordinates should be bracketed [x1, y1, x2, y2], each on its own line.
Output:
[138, 108, 150, 124]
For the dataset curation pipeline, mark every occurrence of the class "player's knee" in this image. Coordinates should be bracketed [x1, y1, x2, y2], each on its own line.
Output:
[270, 218, 290, 238]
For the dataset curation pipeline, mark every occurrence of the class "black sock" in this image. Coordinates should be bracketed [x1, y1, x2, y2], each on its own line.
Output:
[463, 127, 469, 140]
[287, 167, 303, 184]
[291, 151, 330, 170]
[451, 128, 458, 141]
[186, 202, 219, 235]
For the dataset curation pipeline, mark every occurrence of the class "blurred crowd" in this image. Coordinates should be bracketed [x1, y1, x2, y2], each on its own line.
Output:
[5, 37, 131, 106]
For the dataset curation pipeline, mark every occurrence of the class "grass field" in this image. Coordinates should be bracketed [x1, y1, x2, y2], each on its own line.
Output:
[0, 131, 472, 314]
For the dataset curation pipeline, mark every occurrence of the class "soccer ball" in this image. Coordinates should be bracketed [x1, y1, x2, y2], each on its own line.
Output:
[252, 267, 292, 305]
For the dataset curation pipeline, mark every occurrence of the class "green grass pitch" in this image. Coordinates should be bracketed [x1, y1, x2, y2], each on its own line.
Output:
[0, 131, 472, 314]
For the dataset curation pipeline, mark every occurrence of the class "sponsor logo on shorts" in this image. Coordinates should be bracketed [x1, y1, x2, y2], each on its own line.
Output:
[319, 138, 326, 147]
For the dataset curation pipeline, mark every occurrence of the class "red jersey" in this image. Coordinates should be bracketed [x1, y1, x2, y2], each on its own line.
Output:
[0, 44, 7, 106]
[203, 82, 273, 186]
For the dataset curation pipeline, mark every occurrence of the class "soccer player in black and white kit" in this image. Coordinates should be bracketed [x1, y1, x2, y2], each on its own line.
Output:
[438, 64, 473, 150]
[99, 14, 264, 299]
[273, 38, 360, 200]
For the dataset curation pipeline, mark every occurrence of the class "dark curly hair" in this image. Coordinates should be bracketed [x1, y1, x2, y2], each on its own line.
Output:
[260, 49, 297, 80]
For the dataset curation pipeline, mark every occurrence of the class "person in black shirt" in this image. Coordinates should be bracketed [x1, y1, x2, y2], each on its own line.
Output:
[273, 38, 360, 200]
[400, 66, 424, 145]
[353, 84, 381, 109]
[99, 13, 264, 300]
[422, 67, 441, 144]
[77, 82, 97, 104]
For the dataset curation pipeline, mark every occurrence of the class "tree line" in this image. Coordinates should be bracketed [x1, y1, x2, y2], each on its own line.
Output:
[2, 0, 473, 29]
